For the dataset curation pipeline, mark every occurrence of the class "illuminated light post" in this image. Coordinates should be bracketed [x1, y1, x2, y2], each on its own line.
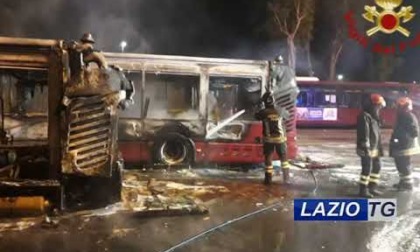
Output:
[337, 74, 344, 81]
[120, 41, 127, 52]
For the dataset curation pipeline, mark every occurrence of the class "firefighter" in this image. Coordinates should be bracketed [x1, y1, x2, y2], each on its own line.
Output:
[76, 33, 107, 69]
[80, 33, 95, 47]
[356, 94, 386, 197]
[390, 97, 420, 191]
[255, 91, 290, 185]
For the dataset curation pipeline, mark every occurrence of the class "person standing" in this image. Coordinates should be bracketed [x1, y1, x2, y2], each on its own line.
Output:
[255, 91, 290, 185]
[356, 94, 386, 197]
[390, 97, 420, 191]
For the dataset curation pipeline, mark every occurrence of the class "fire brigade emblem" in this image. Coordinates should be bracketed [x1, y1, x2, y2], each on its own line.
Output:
[363, 0, 415, 37]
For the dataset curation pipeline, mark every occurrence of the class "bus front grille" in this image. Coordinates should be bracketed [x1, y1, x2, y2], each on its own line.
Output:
[66, 96, 112, 171]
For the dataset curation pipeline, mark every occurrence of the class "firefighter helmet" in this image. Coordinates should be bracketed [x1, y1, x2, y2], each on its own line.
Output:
[274, 55, 284, 64]
[370, 93, 386, 108]
[81, 33, 95, 44]
[396, 97, 413, 111]
[262, 91, 275, 107]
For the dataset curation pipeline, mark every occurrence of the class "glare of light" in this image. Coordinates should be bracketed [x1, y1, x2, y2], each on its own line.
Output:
[120, 41, 127, 52]
[337, 74, 344, 81]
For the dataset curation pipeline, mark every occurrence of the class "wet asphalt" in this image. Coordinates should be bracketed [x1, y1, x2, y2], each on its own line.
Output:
[0, 129, 419, 252]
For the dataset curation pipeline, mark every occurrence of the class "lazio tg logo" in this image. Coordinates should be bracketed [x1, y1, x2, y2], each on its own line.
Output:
[363, 0, 415, 37]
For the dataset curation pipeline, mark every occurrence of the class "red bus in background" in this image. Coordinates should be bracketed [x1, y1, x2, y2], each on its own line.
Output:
[296, 78, 420, 128]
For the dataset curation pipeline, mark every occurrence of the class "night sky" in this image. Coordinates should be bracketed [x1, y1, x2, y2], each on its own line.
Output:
[0, 0, 419, 82]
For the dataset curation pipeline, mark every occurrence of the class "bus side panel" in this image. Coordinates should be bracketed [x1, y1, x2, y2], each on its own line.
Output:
[194, 142, 264, 164]
[119, 141, 151, 163]
[118, 123, 298, 164]
[196, 123, 297, 164]
[195, 140, 297, 164]
[337, 108, 359, 127]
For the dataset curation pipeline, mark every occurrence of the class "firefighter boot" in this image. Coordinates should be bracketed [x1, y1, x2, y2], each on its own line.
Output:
[393, 174, 414, 191]
[282, 169, 290, 185]
[396, 181, 413, 191]
[264, 165, 274, 185]
[359, 184, 374, 198]
[368, 183, 383, 196]
[264, 172, 273, 185]
[282, 161, 291, 185]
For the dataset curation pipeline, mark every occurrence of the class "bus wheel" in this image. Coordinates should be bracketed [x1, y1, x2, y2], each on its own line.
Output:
[154, 133, 194, 166]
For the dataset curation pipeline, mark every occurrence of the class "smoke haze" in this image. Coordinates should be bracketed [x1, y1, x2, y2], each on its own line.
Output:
[1, 0, 420, 81]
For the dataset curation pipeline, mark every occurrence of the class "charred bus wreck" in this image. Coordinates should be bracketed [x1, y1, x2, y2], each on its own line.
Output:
[111, 53, 299, 168]
[0, 35, 134, 212]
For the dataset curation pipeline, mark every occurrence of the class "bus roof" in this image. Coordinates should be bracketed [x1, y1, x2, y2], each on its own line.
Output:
[104, 52, 269, 77]
[104, 52, 268, 66]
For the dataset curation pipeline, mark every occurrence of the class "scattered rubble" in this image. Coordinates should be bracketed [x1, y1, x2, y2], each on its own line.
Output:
[121, 171, 229, 216]
[0, 218, 38, 232]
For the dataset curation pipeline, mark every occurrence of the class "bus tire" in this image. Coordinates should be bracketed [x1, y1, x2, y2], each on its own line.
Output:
[153, 132, 195, 166]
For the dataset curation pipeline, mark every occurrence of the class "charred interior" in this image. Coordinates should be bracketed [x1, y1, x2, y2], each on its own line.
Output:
[0, 68, 49, 181]
[0, 36, 135, 212]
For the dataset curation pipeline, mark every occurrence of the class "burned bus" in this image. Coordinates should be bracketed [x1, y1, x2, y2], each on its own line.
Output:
[107, 53, 299, 167]
[0, 36, 134, 211]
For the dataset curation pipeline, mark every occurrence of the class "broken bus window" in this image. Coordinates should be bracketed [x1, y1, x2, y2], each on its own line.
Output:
[145, 73, 200, 120]
[209, 76, 262, 121]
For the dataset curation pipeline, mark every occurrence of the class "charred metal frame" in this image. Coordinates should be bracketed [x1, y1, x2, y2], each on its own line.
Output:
[105, 52, 269, 137]
[0, 37, 132, 209]
[0, 37, 63, 180]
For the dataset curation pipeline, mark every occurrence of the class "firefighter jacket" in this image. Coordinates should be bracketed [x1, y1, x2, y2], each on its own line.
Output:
[356, 111, 384, 157]
[390, 112, 420, 157]
[255, 107, 286, 143]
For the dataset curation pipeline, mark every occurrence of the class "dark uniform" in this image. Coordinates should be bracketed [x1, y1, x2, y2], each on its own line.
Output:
[356, 94, 386, 197]
[390, 97, 420, 190]
[255, 91, 290, 185]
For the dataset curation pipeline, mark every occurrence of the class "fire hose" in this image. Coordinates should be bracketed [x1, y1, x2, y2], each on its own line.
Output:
[161, 201, 282, 252]
[205, 109, 246, 139]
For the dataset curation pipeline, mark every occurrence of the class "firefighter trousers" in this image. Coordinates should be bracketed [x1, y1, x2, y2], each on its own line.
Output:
[263, 142, 288, 175]
[360, 156, 381, 186]
[394, 156, 413, 184]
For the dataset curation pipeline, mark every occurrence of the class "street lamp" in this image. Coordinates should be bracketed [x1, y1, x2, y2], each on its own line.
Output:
[337, 74, 344, 81]
[120, 41, 127, 52]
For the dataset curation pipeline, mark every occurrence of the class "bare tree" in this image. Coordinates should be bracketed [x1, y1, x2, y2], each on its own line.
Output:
[268, 0, 315, 71]
[329, 29, 345, 80]
[327, 0, 365, 80]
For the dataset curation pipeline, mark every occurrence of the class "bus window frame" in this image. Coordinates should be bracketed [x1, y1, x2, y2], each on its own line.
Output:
[143, 70, 201, 120]
[208, 74, 264, 122]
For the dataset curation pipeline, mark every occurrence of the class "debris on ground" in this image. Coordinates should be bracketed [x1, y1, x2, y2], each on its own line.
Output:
[176, 169, 198, 178]
[110, 228, 135, 239]
[40, 216, 59, 229]
[0, 218, 39, 232]
[121, 171, 229, 216]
